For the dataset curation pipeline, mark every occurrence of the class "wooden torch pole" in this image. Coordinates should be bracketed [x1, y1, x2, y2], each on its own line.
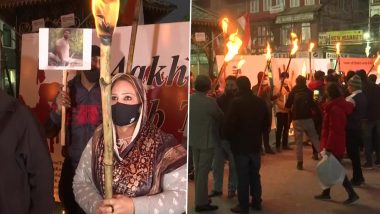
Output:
[126, 0, 142, 74]
[60, 70, 68, 145]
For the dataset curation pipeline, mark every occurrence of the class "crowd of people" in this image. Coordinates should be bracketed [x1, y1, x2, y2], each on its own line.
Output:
[189, 68, 380, 213]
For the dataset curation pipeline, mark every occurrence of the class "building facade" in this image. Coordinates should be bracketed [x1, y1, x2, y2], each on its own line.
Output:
[200, 0, 370, 57]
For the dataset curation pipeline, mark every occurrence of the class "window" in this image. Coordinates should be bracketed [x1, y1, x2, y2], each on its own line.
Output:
[263, 0, 271, 11]
[305, 0, 315, 5]
[281, 25, 292, 45]
[256, 25, 272, 47]
[301, 23, 311, 43]
[290, 0, 300, 7]
[2, 26, 12, 47]
[374, 0, 380, 4]
[250, 0, 259, 13]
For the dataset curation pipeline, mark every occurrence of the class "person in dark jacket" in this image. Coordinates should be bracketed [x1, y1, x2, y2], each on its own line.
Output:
[226, 76, 270, 213]
[0, 89, 54, 214]
[314, 83, 359, 204]
[345, 75, 367, 186]
[49, 45, 101, 213]
[209, 76, 238, 198]
[285, 75, 320, 170]
[356, 70, 380, 169]
[252, 71, 275, 154]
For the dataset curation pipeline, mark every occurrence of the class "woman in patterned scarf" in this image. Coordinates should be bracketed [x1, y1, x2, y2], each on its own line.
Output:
[73, 73, 187, 214]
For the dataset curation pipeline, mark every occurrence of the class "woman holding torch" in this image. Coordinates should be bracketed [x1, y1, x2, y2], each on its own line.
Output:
[73, 74, 187, 214]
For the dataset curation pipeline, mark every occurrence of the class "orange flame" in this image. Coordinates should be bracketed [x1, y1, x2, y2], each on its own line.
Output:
[336, 42, 341, 55]
[309, 42, 315, 52]
[224, 31, 243, 62]
[377, 64, 380, 76]
[374, 53, 380, 65]
[222, 18, 229, 34]
[301, 61, 307, 77]
[266, 43, 271, 61]
[290, 33, 298, 55]
[237, 58, 246, 69]
[92, 0, 120, 39]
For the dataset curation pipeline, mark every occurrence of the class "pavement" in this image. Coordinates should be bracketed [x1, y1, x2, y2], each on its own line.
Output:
[187, 145, 380, 214]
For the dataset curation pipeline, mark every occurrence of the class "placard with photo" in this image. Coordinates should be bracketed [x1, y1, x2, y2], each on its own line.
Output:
[39, 28, 92, 70]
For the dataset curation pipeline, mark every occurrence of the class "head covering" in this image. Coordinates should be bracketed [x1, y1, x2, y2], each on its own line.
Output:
[111, 73, 148, 145]
[348, 74, 362, 90]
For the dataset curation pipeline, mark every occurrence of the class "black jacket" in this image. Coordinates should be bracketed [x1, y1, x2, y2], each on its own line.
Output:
[346, 91, 367, 131]
[0, 90, 54, 214]
[225, 91, 270, 155]
[285, 84, 316, 120]
[362, 82, 380, 121]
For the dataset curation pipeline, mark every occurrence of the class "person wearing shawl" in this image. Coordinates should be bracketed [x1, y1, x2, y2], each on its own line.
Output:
[73, 73, 187, 214]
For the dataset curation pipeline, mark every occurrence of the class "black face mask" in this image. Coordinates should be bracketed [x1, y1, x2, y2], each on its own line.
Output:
[112, 102, 141, 126]
[83, 69, 100, 83]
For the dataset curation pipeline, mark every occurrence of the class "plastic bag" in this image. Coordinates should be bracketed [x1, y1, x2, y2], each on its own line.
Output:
[316, 153, 346, 189]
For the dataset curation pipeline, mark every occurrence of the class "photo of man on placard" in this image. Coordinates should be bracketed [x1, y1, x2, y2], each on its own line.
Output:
[48, 28, 84, 67]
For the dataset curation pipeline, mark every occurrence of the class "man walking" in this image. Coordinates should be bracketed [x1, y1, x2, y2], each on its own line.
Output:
[285, 75, 320, 170]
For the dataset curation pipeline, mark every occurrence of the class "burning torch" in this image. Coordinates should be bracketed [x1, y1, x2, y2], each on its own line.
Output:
[92, 0, 120, 199]
[308, 42, 315, 80]
[212, 31, 242, 91]
[334, 42, 340, 72]
[280, 33, 298, 93]
[258, 43, 272, 96]
[367, 53, 380, 75]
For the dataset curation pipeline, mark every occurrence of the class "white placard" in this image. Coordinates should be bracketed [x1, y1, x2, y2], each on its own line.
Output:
[195, 32, 206, 42]
[39, 28, 92, 70]
[61, 13, 75, 28]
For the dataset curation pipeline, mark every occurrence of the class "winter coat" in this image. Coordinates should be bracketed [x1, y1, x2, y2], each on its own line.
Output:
[189, 92, 223, 149]
[0, 89, 54, 214]
[225, 91, 270, 155]
[285, 84, 317, 120]
[320, 96, 353, 158]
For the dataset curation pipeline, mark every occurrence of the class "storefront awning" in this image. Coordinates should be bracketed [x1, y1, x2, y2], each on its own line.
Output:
[275, 5, 322, 24]
[191, 4, 219, 27]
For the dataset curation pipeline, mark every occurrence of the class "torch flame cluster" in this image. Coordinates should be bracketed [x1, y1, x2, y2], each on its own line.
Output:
[290, 33, 298, 55]
[224, 30, 243, 62]
[92, 0, 120, 39]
